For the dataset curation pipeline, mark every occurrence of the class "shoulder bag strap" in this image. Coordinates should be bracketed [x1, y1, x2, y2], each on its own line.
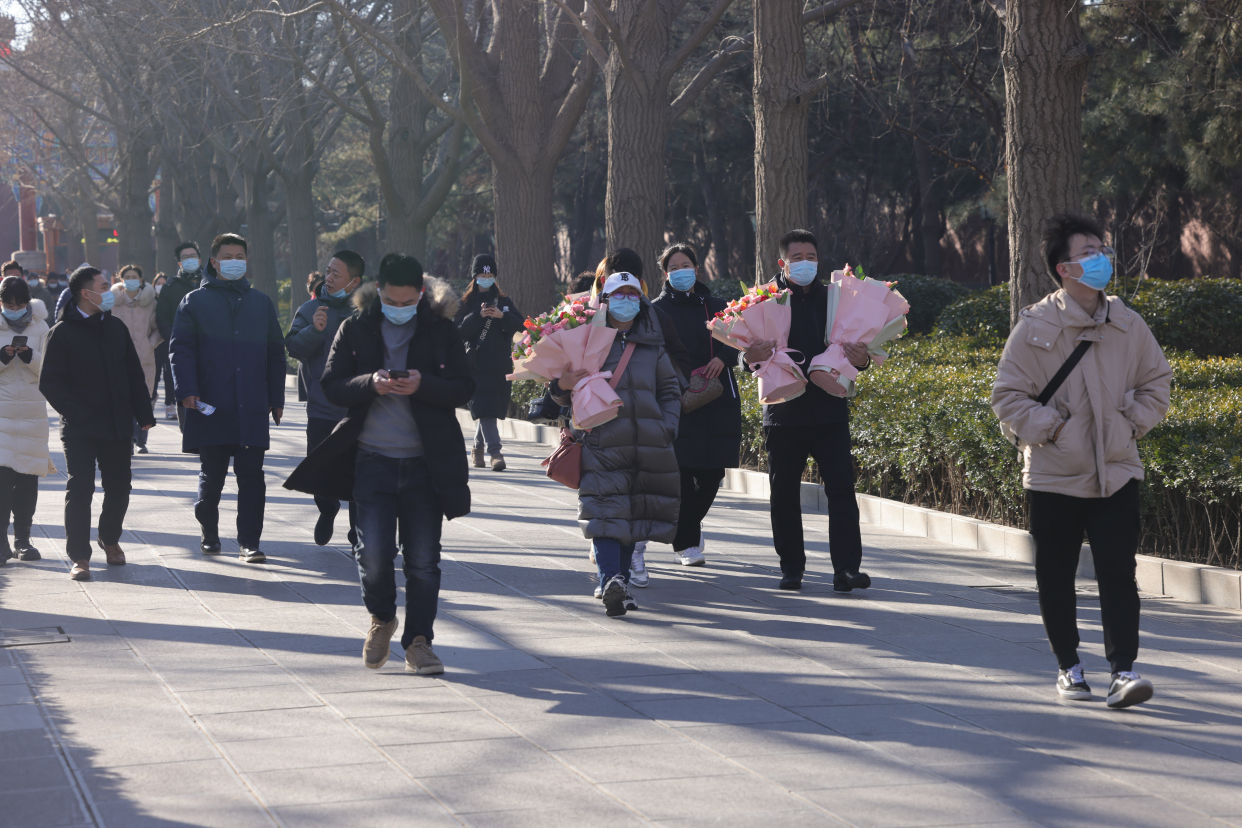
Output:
[1035, 339, 1093, 405]
[608, 342, 638, 389]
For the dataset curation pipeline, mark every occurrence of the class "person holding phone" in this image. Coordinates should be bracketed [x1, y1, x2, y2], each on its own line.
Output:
[286, 251, 365, 549]
[0, 275, 53, 566]
[454, 254, 523, 472]
[170, 233, 286, 564]
[285, 253, 474, 675]
[39, 266, 155, 580]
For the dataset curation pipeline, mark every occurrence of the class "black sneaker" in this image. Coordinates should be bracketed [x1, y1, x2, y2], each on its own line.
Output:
[200, 538, 222, 555]
[600, 574, 627, 617]
[313, 511, 334, 546]
[779, 574, 803, 590]
[1057, 663, 1092, 701]
[1107, 671, 1154, 709]
[833, 571, 872, 593]
[14, 540, 41, 561]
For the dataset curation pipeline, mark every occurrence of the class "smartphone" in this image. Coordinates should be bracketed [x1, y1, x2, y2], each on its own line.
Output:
[11, 335, 27, 349]
[195, 400, 216, 416]
[388, 369, 410, 379]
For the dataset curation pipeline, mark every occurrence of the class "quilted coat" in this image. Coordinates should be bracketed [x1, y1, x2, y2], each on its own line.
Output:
[0, 299, 52, 476]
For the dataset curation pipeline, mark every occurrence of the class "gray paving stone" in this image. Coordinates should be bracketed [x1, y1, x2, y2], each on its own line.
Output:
[802, 781, 1026, 826]
[321, 686, 477, 719]
[601, 773, 815, 821]
[273, 796, 457, 827]
[350, 709, 517, 746]
[0, 755, 71, 794]
[218, 733, 385, 773]
[553, 741, 741, 783]
[416, 768, 624, 816]
[386, 737, 562, 778]
[0, 787, 89, 828]
[243, 761, 423, 807]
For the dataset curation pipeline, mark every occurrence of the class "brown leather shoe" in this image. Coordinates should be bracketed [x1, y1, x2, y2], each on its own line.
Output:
[70, 561, 91, 581]
[98, 541, 126, 566]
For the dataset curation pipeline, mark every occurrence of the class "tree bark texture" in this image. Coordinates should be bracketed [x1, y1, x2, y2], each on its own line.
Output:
[999, 0, 1088, 323]
[244, 164, 279, 301]
[753, 0, 810, 283]
[604, 0, 673, 291]
[115, 133, 157, 279]
[284, 170, 319, 313]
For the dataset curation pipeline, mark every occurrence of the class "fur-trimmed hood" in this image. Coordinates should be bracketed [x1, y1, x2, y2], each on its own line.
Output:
[351, 276, 459, 320]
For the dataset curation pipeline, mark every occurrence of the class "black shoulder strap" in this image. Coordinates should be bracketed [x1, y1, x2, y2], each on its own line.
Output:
[1036, 339, 1093, 405]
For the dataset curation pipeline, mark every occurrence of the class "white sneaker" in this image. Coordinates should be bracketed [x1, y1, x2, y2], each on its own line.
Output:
[623, 584, 638, 612]
[629, 542, 649, 588]
[676, 546, 705, 566]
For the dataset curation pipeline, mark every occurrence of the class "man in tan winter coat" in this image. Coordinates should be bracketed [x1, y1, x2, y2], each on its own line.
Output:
[992, 213, 1171, 710]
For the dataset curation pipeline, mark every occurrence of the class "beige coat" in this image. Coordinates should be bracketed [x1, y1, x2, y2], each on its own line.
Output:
[991, 290, 1171, 499]
[0, 299, 52, 476]
[110, 282, 162, 393]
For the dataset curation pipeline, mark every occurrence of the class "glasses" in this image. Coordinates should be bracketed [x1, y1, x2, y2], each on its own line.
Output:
[1069, 246, 1114, 263]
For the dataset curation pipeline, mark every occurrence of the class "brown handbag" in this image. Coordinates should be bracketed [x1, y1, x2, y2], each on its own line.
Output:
[541, 342, 637, 489]
[681, 370, 723, 413]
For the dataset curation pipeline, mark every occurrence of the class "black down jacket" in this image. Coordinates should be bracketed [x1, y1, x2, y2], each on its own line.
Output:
[454, 286, 523, 420]
[568, 298, 682, 544]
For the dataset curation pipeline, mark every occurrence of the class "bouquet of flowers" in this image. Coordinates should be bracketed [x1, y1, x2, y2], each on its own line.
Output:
[706, 282, 806, 404]
[507, 294, 622, 429]
[807, 265, 909, 397]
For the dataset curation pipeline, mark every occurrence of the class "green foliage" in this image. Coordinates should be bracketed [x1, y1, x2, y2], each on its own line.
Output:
[888, 274, 972, 335]
[1126, 278, 1242, 357]
[932, 284, 1010, 345]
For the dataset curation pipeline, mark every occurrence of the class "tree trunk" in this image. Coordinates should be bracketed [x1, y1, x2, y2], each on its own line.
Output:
[284, 169, 318, 313]
[154, 207, 181, 276]
[492, 158, 558, 313]
[244, 165, 279, 301]
[753, 0, 810, 283]
[604, 1, 672, 291]
[999, 0, 1089, 323]
[913, 137, 943, 276]
[115, 135, 157, 278]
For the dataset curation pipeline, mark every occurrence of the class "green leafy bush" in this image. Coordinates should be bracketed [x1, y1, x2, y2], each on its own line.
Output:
[888, 274, 972, 335]
[1126, 277, 1242, 357]
[932, 283, 1010, 344]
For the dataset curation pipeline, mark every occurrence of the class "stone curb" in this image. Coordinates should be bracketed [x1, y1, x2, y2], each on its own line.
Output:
[460, 410, 1242, 611]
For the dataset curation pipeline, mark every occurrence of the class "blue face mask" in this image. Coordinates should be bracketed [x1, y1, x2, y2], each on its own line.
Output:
[217, 259, 247, 281]
[96, 290, 116, 312]
[381, 300, 419, 325]
[1072, 253, 1113, 291]
[181, 257, 200, 273]
[668, 268, 696, 292]
[607, 295, 641, 323]
[124, 278, 140, 292]
[326, 285, 350, 300]
[475, 277, 495, 290]
[2, 306, 28, 321]
[786, 260, 819, 286]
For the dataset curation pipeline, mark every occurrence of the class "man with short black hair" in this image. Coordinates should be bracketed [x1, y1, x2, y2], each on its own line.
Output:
[285, 253, 473, 675]
[744, 229, 873, 593]
[993, 213, 1171, 709]
[170, 233, 286, 564]
[286, 250, 366, 548]
[40, 266, 155, 580]
[157, 242, 204, 424]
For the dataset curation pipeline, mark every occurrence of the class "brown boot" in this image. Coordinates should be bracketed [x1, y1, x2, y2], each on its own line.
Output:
[363, 616, 398, 669]
[70, 560, 91, 581]
[471, 446, 485, 468]
[491, 454, 506, 472]
[98, 541, 126, 566]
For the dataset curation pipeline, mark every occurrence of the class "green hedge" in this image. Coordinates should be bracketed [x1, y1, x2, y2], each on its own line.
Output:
[932, 283, 1010, 344]
[889, 274, 972, 335]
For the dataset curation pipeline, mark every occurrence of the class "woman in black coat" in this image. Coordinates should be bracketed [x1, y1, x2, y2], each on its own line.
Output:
[454, 254, 523, 472]
[650, 243, 743, 568]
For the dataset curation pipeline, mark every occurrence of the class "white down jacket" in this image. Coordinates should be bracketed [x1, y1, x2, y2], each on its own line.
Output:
[0, 299, 52, 476]
[992, 290, 1171, 499]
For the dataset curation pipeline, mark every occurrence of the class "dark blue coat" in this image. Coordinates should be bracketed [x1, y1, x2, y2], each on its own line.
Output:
[285, 292, 354, 423]
[169, 272, 287, 452]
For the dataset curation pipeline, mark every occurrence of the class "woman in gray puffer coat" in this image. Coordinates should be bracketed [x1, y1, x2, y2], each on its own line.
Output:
[554, 271, 681, 617]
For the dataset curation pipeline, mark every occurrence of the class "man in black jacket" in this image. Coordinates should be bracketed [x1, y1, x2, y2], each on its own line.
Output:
[744, 229, 873, 592]
[284, 254, 473, 675]
[156, 242, 204, 428]
[40, 266, 156, 581]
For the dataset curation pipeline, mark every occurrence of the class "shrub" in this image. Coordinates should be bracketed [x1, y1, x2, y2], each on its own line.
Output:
[1126, 277, 1242, 357]
[888, 274, 972, 335]
[932, 283, 1010, 345]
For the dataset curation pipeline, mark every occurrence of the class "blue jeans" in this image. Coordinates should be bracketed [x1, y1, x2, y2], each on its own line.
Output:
[196, 445, 265, 547]
[474, 418, 501, 455]
[593, 538, 634, 589]
[353, 451, 442, 647]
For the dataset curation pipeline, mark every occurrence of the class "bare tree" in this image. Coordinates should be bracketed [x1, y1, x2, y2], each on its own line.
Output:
[989, 0, 1088, 322]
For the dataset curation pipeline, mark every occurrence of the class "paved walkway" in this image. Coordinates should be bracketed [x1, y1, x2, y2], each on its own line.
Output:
[2, 400, 1242, 827]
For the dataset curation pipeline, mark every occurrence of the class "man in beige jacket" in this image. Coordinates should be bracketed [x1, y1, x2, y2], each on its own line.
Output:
[992, 213, 1171, 710]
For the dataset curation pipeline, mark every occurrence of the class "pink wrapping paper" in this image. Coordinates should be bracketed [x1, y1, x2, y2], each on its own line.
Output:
[506, 324, 622, 429]
[809, 272, 910, 397]
[707, 289, 806, 405]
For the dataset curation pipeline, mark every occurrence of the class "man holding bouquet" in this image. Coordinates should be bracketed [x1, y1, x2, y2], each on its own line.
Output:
[745, 229, 872, 592]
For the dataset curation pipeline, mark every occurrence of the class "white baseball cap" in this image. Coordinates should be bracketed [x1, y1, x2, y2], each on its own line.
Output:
[601, 271, 640, 296]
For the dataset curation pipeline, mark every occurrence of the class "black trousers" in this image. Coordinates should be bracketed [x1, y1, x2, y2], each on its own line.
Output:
[1029, 479, 1142, 674]
[765, 423, 862, 578]
[673, 468, 725, 552]
[196, 445, 266, 548]
[62, 436, 132, 562]
[154, 342, 175, 405]
[307, 417, 357, 545]
[0, 465, 39, 552]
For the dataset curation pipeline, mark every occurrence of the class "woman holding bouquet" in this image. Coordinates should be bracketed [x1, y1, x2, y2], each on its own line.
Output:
[554, 269, 682, 617]
[652, 243, 742, 568]
[455, 254, 524, 471]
